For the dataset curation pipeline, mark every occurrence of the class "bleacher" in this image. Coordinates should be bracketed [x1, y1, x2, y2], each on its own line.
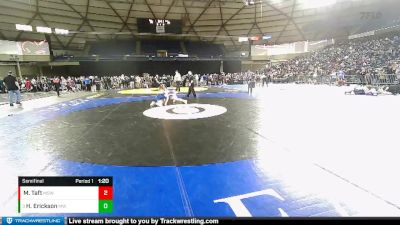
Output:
[89, 41, 136, 56]
[185, 42, 224, 58]
[53, 40, 231, 61]
[141, 40, 182, 57]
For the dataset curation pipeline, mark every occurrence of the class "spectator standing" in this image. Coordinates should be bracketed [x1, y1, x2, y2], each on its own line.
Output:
[261, 74, 267, 87]
[53, 76, 61, 97]
[3, 71, 22, 106]
[84, 77, 91, 91]
[338, 70, 346, 85]
[174, 70, 182, 92]
[25, 79, 32, 92]
[186, 71, 197, 98]
[95, 77, 101, 92]
[31, 78, 37, 92]
[194, 73, 199, 86]
[129, 76, 135, 89]
[395, 64, 400, 84]
[76, 78, 82, 91]
[0, 79, 4, 93]
[248, 74, 256, 95]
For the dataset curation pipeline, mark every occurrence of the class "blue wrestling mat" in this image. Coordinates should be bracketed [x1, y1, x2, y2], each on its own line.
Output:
[1, 92, 396, 217]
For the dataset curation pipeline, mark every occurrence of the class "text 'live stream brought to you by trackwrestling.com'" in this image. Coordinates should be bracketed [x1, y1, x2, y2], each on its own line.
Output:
[68, 218, 220, 225]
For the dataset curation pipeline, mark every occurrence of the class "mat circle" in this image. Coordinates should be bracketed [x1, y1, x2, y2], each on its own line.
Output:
[167, 106, 205, 115]
[27, 97, 258, 166]
[143, 104, 227, 120]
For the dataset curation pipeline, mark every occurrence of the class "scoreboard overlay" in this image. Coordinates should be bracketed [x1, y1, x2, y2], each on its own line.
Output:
[18, 177, 113, 214]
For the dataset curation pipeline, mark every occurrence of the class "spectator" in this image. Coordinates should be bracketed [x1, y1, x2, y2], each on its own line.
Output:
[53, 76, 61, 97]
[3, 71, 22, 106]
[174, 70, 182, 92]
[0, 79, 5, 93]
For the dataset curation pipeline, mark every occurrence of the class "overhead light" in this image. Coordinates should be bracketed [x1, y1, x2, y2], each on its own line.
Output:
[250, 36, 261, 41]
[55, 28, 69, 35]
[36, 26, 52, 33]
[238, 37, 249, 42]
[299, 0, 336, 9]
[243, 0, 256, 6]
[16, 24, 33, 31]
[263, 35, 272, 40]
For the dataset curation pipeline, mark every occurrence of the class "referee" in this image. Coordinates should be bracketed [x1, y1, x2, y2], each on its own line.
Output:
[186, 71, 197, 98]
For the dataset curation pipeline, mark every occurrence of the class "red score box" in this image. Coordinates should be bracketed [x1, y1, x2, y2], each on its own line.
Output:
[99, 186, 113, 200]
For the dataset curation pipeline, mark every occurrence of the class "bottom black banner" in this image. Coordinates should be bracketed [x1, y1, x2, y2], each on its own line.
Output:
[66, 217, 400, 225]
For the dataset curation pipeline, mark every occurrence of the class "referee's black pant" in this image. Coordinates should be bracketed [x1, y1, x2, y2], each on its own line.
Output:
[187, 84, 196, 98]
[176, 81, 181, 92]
[262, 78, 268, 87]
[55, 85, 61, 96]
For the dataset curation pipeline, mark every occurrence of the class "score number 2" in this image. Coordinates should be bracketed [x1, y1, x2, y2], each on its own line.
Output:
[99, 186, 113, 200]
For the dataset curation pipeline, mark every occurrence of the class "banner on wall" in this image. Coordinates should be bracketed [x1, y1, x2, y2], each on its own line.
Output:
[0, 40, 50, 56]
[0, 40, 22, 55]
[251, 43, 296, 56]
[20, 40, 50, 55]
[251, 39, 335, 56]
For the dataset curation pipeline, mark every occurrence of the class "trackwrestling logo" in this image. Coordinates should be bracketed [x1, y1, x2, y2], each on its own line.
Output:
[1, 217, 64, 225]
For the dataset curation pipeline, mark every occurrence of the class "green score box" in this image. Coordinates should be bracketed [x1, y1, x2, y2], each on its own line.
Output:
[99, 200, 113, 213]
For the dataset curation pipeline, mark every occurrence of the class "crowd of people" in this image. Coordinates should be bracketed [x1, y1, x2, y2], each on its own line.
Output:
[264, 32, 400, 84]
[3, 31, 400, 104]
[0, 71, 270, 95]
[1, 69, 272, 106]
[0, 75, 102, 94]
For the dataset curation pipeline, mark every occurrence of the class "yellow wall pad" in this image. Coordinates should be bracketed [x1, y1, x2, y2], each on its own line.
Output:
[118, 87, 208, 95]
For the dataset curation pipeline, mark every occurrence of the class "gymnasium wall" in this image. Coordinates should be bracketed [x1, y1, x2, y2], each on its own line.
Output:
[223, 61, 242, 73]
[0, 65, 16, 79]
[0, 64, 41, 79]
[20, 65, 40, 76]
[42, 60, 242, 76]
